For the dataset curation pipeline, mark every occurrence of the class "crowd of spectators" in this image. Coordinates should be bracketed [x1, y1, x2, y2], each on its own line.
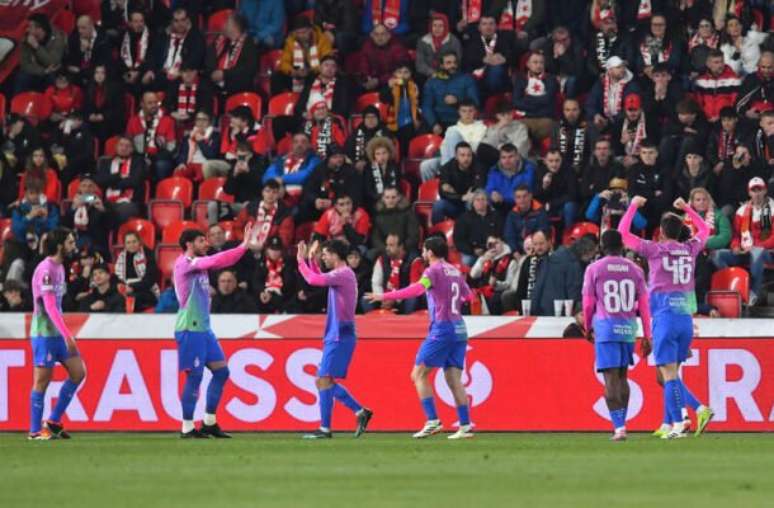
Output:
[2, 0, 774, 315]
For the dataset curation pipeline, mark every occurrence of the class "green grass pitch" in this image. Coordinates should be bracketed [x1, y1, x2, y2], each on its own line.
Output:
[1, 432, 773, 507]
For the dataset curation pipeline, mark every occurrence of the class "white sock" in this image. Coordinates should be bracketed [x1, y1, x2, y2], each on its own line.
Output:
[203, 413, 216, 426]
[681, 408, 689, 419]
[319, 426, 330, 433]
[355, 409, 363, 416]
[614, 426, 626, 434]
[658, 423, 670, 430]
[182, 420, 195, 433]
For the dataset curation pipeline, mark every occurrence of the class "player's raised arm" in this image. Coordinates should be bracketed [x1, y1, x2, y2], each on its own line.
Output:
[366, 277, 429, 302]
[674, 197, 710, 245]
[296, 241, 330, 287]
[190, 223, 254, 271]
[618, 196, 647, 250]
[41, 292, 75, 349]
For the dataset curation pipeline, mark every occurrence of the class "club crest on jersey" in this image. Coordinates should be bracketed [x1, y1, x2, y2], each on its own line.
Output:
[194, 357, 200, 368]
[46, 352, 52, 362]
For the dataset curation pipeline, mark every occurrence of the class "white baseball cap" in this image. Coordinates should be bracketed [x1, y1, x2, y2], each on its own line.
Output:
[606, 56, 625, 70]
[748, 177, 767, 191]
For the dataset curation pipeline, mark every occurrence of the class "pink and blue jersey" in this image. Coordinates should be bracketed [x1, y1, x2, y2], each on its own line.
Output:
[31, 257, 67, 338]
[634, 238, 704, 316]
[583, 256, 648, 343]
[320, 266, 358, 342]
[420, 261, 471, 340]
[173, 246, 246, 333]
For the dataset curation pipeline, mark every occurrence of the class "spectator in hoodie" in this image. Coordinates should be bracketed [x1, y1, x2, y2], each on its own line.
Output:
[380, 63, 421, 158]
[504, 185, 550, 255]
[534, 149, 578, 230]
[238, 0, 286, 49]
[485, 143, 536, 214]
[420, 99, 487, 181]
[453, 189, 505, 266]
[512, 51, 560, 141]
[432, 141, 487, 224]
[422, 51, 480, 135]
[416, 13, 462, 83]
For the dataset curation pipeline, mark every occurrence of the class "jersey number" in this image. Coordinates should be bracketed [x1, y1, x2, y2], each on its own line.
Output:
[662, 256, 692, 285]
[602, 279, 636, 313]
[451, 282, 460, 315]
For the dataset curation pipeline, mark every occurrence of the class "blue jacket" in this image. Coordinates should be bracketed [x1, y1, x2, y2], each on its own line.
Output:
[504, 204, 550, 254]
[263, 153, 321, 187]
[239, 0, 286, 47]
[531, 246, 584, 316]
[11, 199, 60, 240]
[512, 73, 559, 118]
[485, 161, 536, 208]
[361, 0, 411, 35]
[155, 288, 179, 313]
[176, 129, 220, 165]
[421, 72, 480, 127]
[585, 194, 647, 229]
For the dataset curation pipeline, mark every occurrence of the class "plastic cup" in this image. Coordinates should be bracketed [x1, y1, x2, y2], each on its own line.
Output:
[521, 300, 532, 316]
[553, 300, 563, 317]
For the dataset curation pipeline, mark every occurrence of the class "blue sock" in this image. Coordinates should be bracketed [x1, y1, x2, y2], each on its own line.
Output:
[49, 379, 79, 423]
[610, 408, 626, 430]
[420, 396, 438, 420]
[205, 367, 229, 414]
[181, 371, 203, 420]
[332, 384, 362, 413]
[30, 390, 44, 434]
[662, 394, 672, 425]
[679, 380, 701, 411]
[319, 387, 334, 429]
[664, 380, 684, 425]
[456, 405, 470, 426]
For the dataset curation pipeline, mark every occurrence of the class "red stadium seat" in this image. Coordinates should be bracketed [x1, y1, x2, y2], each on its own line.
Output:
[275, 135, 292, 156]
[117, 219, 156, 250]
[414, 178, 440, 228]
[162, 220, 203, 244]
[155, 177, 193, 207]
[418, 178, 440, 201]
[429, 219, 455, 246]
[104, 136, 121, 157]
[707, 290, 742, 318]
[483, 93, 512, 119]
[219, 220, 243, 241]
[192, 177, 234, 228]
[562, 222, 600, 245]
[399, 179, 413, 202]
[711, 267, 751, 304]
[11, 92, 51, 125]
[408, 134, 443, 159]
[148, 201, 185, 230]
[156, 244, 180, 289]
[267, 92, 299, 117]
[225, 92, 263, 121]
[259, 49, 283, 76]
[53, 8, 76, 34]
[207, 9, 233, 34]
[294, 222, 315, 244]
[0, 93, 6, 124]
[355, 92, 389, 121]
[0, 217, 13, 242]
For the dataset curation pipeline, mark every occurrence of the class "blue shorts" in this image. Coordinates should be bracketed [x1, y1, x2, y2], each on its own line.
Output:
[415, 338, 467, 370]
[595, 341, 635, 371]
[31, 336, 75, 368]
[652, 314, 693, 366]
[174, 330, 225, 373]
[318, 339, 356, 379]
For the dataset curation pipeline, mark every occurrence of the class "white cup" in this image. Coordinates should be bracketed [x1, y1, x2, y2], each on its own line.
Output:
[553, 300, 563, 317]
[521, 299, 532, 316]
[564, 299, 574, 316]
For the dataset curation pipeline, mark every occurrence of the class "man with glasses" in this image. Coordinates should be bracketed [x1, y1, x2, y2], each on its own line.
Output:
[712, 177, 774, 306]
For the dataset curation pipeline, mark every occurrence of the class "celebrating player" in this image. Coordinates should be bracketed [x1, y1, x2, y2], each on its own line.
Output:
[29, 228, 84, 440]
[582, 230, 652, 441]
[366, 236, 474, 440]
[619, 197, 715, 439]
[173, 224, 258, 438]
[296, 239, 373, 439]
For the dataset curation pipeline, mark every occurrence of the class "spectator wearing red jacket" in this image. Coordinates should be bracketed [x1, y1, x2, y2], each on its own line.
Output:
[357, 23, 410, 92]
[45, 72, 84, 126]
[126, 91, 177, 181]
[305, 100, 347, 160]
[694, 49, 741, 123]
[312, 194, 371, 250]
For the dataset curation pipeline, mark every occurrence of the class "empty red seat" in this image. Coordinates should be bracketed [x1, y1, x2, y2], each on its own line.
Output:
[192, 178, 234, 228]
[155, 177, 193, 207]
[355, 92, 389, 120]
[104, 136, 121, 157]
[162, 220, 203, 245]
[562, 222, 601, 246]
[707, 290, 742, 318]
[156, 244, 180, 289]
[267, 92, 299, 117]
[11, 92, 52, 124]
[408, 134, 443, 159]
[148, 201, 185, 231]
[711, 267, 751, 304]
[219, 220, 243, 241]
[207, 9, 233, 33]
[418, 178, 440, 201]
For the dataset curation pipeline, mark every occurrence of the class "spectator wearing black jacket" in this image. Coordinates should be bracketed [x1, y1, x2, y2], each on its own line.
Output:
[298, 145, 362, 223]
[626, 140, 673, 230]
[146, 8, 206, 92]
[64, 15, 112, 86]
[205, 13, 259, 96]
[345, 106, 391, 173]
[363, 136, 402, 211]
[222, 141, 267, 219]
[675, 146, 715, 200]
[706, 107, 742, 173]
[462, 15, 516, 96]
[736, 51, 774, 136]
[114, 231, 159, 312]
[163, 67, 215, 126]
[252, 237, 297, 313]
[0, 153, 18, 214]
[535, 26, 586, 98]
[83, 65, 126, 144]
[432, 141, 486, 224]
[640, 63, 684, 127]
[2, 114, 41, 172]
[369, 186, 420, 259]
[78, 264, 126, 313]
[1, 279, 32, 312]
[55, 112, 95, 186]
[314, 0, 359, 55]
[611, 94, 661, 169]
[95, 136, 147, 229]
[714, 145, 767, 217]
[659, 98, 709, 173]
[293, 56, 354, 124]
[534, 150, 578, 230]
[63, 174, 110, 259]
[580, 138, 625, 209]
[212, 268, 258, 313]
[531, 235, 597, 316]
[453, 189, 504, 266]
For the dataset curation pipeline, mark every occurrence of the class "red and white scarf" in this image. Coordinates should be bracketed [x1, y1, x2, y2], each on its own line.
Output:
[718, 128, 737, 162]
[138, 109, 161, 152]
[685, 208, 716, 237]
[216, 34, 245, 70]
[637, 0, 652, 20]
[499, 0, 531, 31]
[186, 126, 213, 165]
[387, 258, 403, 290]
[622, 115, 647, 156]
[265, 257, 284, 292]
[120, 26, 149, 70]
[284, 155, 303, 175]
[462, 0, 482, 23]
[474, 34, 498, 79]
[372, 0, 402, 30]
[74, 203, 89, 230]
[640, 37, 672, 67]
[177, 80, 197, 115]
[293, 40, 320, 70]
[254, 201, 278, 247]
[106, 158, 134, 203]
[689, 31, 719, 51]
[164, 31, 187, 76]
[115, 247, 160, 297]
[526, 73, 546, 96]
[309, 77, 335, 110]
[602, 72, 630, 118]
[740, 199, 773, 250]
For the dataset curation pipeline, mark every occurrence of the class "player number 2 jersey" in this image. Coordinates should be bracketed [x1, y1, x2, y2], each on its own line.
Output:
[422, 261, 471, 338]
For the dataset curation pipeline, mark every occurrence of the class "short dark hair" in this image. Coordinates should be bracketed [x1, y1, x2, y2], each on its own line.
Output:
[455, 141, 472, 152]
[660, 212, 684, 240]
[322, 239, 349, 260]
[423, 236, 449, 259]
[515, 184, 531, 194]
[44, 227, 73, 257]
[92, 263, 110, 275]
[494, 99, 514, 116]
[229, 12, 248, 33]
[500, 143, 518, 154]
[720, 106, 737, 119]
[439, 50, 458, 62]
[707, 49, 725, 60]
[335, 193, 352, 203]
[640, 138, 658, 150]
[264, 179, 281, 190]
[458, 99, 477, 110]
[179, 228, 205, 250]
[235, 140, 253, 153]
[545, 148, 562, 158]
[600, 230, 624, 256]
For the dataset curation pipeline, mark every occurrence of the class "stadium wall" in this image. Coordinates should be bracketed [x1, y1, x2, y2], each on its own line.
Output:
[1, 314, 772, 432]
